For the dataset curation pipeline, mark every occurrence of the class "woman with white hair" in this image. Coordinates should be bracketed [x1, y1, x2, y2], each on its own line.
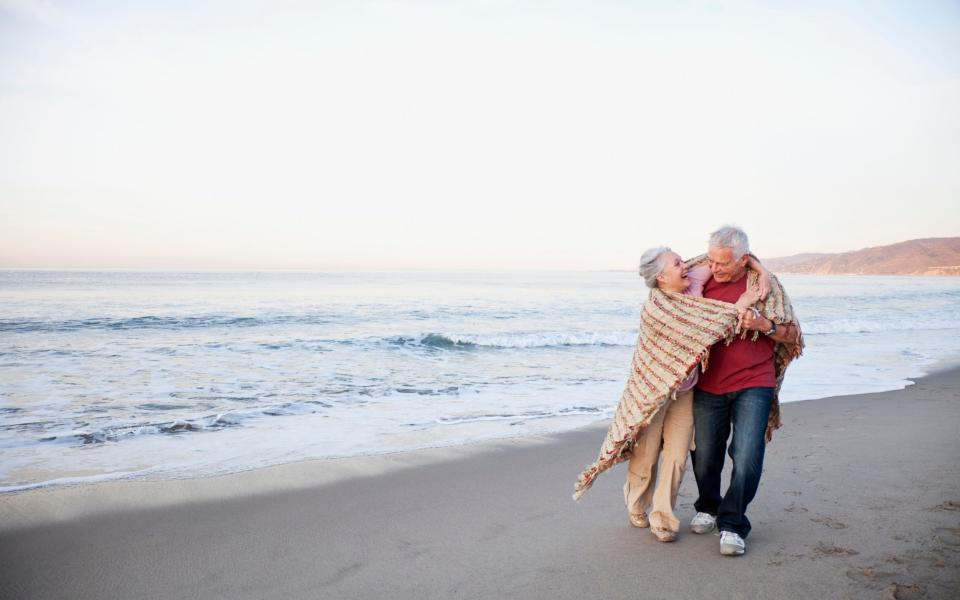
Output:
[623, 247, 768, 542]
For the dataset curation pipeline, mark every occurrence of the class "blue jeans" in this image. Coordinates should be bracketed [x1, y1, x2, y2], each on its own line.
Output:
[692, 386, 774, 538]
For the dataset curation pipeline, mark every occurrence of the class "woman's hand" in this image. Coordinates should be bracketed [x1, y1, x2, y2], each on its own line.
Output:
[756, 269, 771, 301]
[734, 289, 760, 312]
[746, 254, 771, 300]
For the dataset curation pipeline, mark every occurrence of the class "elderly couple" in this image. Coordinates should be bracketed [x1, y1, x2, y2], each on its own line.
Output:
[574, 225, 803, 557]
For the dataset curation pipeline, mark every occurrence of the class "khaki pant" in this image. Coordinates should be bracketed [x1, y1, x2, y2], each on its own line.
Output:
[622, 389, 694, 533]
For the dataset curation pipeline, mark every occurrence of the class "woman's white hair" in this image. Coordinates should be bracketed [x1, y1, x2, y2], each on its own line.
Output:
[638, 246, 672, 289]
[708, 225, 750, 260]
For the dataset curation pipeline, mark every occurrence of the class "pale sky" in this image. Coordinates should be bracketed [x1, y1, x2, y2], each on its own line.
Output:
[1, 0, 958, 269]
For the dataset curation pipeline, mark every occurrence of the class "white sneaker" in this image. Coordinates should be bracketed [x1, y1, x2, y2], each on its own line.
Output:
[720, 531, 746, 556]
[690, 512, 716, 534]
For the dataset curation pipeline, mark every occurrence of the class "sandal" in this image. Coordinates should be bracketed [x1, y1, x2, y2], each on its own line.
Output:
[629, 512, 649, 528]
[652, 526, 677, 542]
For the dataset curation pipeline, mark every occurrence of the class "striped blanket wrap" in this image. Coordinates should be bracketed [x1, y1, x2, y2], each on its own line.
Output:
[572, 262, 803, 501]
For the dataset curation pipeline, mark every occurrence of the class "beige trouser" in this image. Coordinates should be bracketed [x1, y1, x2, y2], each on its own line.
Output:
[622, 389, 694, 533]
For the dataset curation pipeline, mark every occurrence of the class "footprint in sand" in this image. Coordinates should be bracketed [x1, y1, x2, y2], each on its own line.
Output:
[768, 549, 805, 567]
[933, 526, 960, 546]
[812, 543, 859, 558]
[928, 500, 960, 512]
[811, 516, 848, 529]
[928, 552, 947, 568]
[783, 490, 802, 496]
[784, 504, 808, 513]
[888, 548, 947, 569]
[845, 566, 896, 583]
[883, 583, 926, 600]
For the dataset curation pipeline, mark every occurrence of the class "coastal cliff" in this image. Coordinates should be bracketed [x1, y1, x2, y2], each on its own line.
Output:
[764, 237, 960, 275]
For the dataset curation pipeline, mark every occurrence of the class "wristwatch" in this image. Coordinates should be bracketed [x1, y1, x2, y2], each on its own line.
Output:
[763, 321, 777, 336]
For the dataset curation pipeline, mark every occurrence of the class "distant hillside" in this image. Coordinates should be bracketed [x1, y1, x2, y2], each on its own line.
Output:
[763, 237, 960, 275]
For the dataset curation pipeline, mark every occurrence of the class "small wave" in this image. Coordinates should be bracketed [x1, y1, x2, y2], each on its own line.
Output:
[160, 420, 204, 434]
[0, 419, 53, 431]
[137, 403, 196, 412]
[386, 334, 476, 348]
[0, 313, 333, 333]
[256, 340, 332, 351]
[395, 385, 462, 395]
[69, 414, 243, 445]
[408, 405, 607, 427]
[462, 331, 635, 348]
[421, 334, 475, 348]
[802, 318, 960, 335]
[387, 331, 636, 349]
[40, 401, 340, 447]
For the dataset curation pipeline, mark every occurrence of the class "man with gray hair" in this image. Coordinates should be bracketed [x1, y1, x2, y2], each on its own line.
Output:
[688, 225, 800, 556]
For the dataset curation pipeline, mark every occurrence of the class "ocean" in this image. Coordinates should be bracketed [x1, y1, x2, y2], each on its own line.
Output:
[2, 270, 958, 492]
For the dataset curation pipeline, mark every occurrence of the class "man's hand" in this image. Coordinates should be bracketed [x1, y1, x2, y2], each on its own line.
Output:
[765, 423, 775, 443]
[735, 291, 761, 331]
[740, 307, 769, 332]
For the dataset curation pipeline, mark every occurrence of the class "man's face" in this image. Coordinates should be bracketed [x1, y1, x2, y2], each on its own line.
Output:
[707, 246, 748, 283]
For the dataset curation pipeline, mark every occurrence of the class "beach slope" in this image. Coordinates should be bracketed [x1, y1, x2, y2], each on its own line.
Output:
[2, 370, 959, 599]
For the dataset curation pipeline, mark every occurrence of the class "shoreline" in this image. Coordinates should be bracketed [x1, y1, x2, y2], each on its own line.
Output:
[2, 361, 960, 530]
[2, 368, 959, 598]
[0, 423, 580, 532]
[4, 356, 959, 501]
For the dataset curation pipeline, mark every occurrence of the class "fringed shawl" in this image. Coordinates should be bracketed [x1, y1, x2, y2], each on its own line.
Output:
[572, 263, 802, 501]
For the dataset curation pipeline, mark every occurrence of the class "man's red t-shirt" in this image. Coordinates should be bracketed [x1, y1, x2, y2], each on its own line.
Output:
[696, 273, 776, 394]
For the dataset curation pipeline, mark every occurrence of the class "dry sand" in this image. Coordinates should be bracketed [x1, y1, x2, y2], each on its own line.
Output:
[2, 369, 959, 599]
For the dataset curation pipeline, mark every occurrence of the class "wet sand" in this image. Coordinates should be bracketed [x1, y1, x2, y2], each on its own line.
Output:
[2, 369, 959, 599]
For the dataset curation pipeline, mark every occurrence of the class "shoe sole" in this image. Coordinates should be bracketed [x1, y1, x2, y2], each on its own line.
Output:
[720, 544, 745, 556]
[652, 529, 677, 543]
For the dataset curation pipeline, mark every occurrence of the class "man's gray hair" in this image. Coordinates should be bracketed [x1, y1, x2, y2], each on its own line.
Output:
[638, 246, 671, 289]
[708, 225, 750, 260]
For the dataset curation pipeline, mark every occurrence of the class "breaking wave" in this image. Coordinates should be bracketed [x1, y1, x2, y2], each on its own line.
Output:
[387, 331, 636, 349]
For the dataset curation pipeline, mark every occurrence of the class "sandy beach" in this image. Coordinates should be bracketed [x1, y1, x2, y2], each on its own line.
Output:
[2, 369, 959, 600]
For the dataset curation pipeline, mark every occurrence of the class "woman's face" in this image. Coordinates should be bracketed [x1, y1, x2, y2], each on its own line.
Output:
[657, 251, 690, 293]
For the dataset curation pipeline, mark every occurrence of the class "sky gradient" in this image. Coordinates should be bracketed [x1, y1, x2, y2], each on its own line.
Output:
[1, 0, 958, 269]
